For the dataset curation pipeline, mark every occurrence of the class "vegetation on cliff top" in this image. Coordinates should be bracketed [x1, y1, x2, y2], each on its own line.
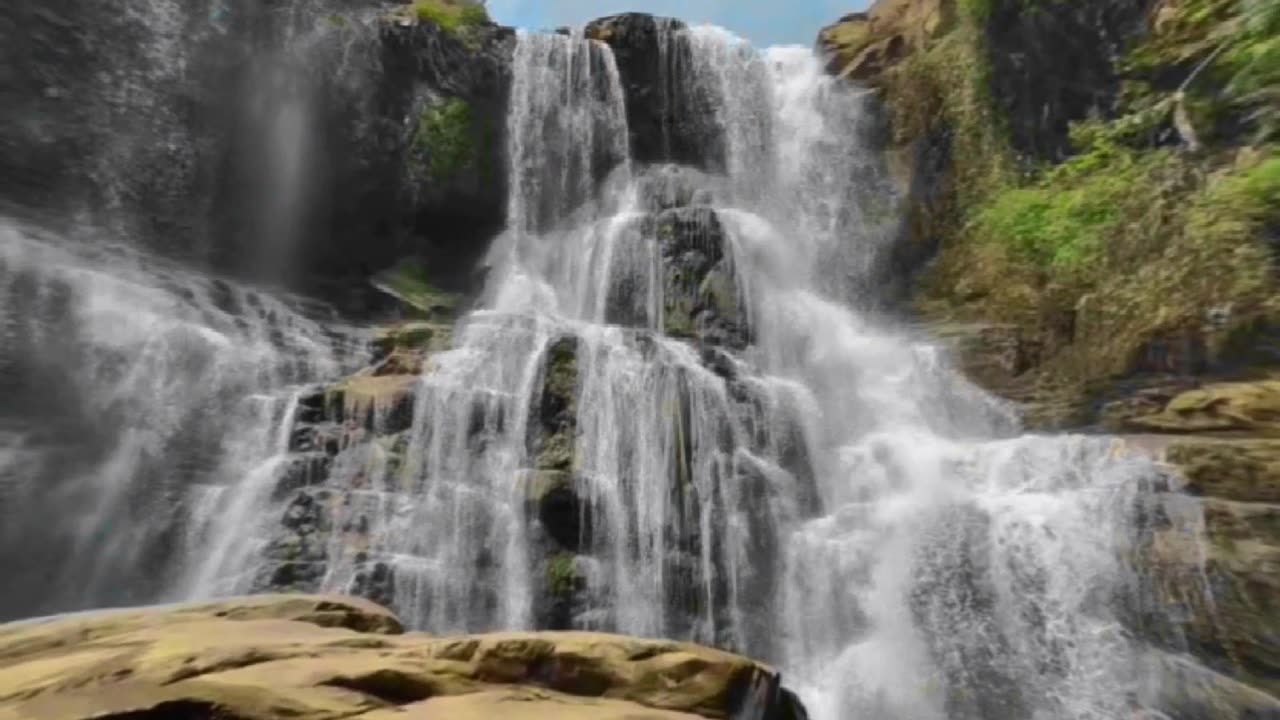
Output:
[871, 0, 1280, 420]
[408, 0, 488, 36]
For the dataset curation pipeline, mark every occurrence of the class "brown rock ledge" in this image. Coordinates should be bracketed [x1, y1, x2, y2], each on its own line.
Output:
[0, 595, 806, 720]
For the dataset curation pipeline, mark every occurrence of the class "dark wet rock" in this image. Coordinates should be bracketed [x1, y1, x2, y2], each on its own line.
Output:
[350, 559, 397, 610]
[528, 336, 581, 472]
[273, 453, 334, 500]
[524, 470, 588, 553]
[0, 0, 514, 307]
[1129, 496, 1280, 701]
[654, 208, 748, 349]
[585, 14, 726, 172]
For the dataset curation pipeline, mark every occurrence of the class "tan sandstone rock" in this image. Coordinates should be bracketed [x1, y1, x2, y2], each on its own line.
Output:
[0, 595, 803, 720]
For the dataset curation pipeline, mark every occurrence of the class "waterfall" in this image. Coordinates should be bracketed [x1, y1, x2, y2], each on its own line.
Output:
[0, 220, 367, 618]
[0, 13, 1208, 720]
[174, 24, 1188, 719]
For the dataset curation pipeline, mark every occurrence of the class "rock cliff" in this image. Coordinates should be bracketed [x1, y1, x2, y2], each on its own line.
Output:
[818, 0, 1280, 712]
[0, 0, 513, 308]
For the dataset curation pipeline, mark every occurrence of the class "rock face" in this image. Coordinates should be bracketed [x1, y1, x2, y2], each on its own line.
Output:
[584, 14, 730, 173]
[817, 0, 951, 82]
[0, 1, 513, 307]
[818, 0, 1280, 712]
[0, 595, 807, 720]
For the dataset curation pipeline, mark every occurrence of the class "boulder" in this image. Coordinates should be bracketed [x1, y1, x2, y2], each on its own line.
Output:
[0, 595, 807, 720]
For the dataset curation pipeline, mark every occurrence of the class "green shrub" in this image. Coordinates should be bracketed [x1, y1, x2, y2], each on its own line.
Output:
[411, 0, 487, 35]
[372, 258, 459, 317]
[546, 554, 577, 599]
[412, 98, 476, 183]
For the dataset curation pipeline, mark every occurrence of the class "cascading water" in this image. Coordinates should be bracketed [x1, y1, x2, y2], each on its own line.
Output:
[0, 9, 1214, 720]
[0, 220, 367, 618]
[173, 23, 1196, 720]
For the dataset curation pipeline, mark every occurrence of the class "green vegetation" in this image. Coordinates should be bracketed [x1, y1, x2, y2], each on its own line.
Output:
[1130, 0, 1280, 143]
[893, 0, 1280, 417]
[971, 146, 1179, 269]
[410, 0, 487, 36]
[546, 553, 577, 599]
[411, 98, 479, 184]
[371, 258, 460, 318]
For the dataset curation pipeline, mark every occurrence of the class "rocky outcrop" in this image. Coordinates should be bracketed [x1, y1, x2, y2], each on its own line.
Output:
[819, 0, 1280, 711]
[0, 1, 513, 310]
[1108, 380, 1280, 436]
[1134, 494, 1280, 701]
[0, 594, 808, 720]
[585, 14, 728, 173]
[817, 0, 952, 82]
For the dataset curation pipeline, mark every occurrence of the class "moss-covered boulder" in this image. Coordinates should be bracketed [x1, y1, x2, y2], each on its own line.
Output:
[0, 595, 807, 720]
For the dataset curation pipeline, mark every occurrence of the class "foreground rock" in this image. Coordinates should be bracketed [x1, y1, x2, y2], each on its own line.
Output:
[0, 595, 806, 720]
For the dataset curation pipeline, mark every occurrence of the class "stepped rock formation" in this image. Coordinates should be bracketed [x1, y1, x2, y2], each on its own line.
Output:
[0, 595, 806, 720]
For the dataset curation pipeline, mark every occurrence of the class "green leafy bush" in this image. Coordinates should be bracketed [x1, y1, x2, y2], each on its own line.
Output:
[412, 98, 476, 183]
[411, 0, 487, 35]
[973, 145, 1182, 269]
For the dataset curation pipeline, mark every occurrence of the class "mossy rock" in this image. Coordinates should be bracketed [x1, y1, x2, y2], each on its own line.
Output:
[528, 336, 582, 474]
[535, 432, 577, 473]
[522, 470, 588, 551]
[371, 259, 461, 320]
[1167, 438, 1280, 503]
[373, 322, 454, 359]
[410, 97, 490, 184]
[390, 0, 488, 37]
[1142, 498, 1280, 697]
[544, 552, 582, 601]
[1125, 380, 1280, 436]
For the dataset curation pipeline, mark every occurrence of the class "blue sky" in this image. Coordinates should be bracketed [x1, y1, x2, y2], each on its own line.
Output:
[486, 1, 870, 48]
